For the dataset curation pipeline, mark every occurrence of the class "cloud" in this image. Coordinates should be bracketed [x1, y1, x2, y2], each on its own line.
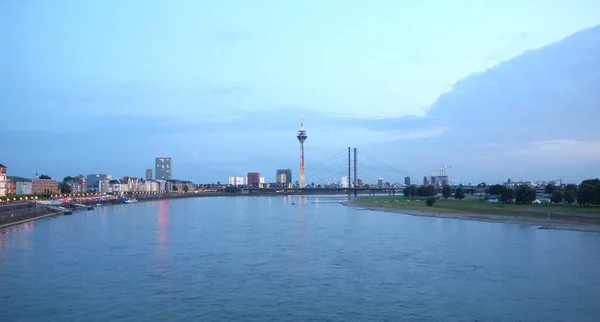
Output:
[505, 140, 600, 163]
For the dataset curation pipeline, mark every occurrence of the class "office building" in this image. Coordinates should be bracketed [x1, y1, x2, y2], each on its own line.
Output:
[276, 169, 292, 184]
[155, 157, 172, 180]
[259, 177, 265, 184]
[228, 176, 236, 185]
[0, 164, 6, 196]
[405, 176, 411, 185]
[247, 172, 260, 187]
[377, 178, 383, 189]
[146, 169, 153, 181]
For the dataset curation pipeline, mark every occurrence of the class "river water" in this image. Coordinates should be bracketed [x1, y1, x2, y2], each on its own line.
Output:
[1, 196, 599, 321]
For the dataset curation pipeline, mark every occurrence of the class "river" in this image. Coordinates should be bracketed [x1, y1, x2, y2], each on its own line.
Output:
[1, 196, 599, 321]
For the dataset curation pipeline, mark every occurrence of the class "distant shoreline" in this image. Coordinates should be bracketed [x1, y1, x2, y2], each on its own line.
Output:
[343, 199, 600, 233]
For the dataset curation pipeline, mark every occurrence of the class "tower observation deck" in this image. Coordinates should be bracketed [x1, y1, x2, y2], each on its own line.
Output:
[297, 117, 308, 188]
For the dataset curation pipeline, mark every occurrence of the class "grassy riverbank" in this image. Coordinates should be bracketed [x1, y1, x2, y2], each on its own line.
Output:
[351, 196, 600, 232]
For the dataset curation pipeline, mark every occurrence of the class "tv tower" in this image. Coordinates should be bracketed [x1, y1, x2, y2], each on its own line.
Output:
[297, 117, 308, 188]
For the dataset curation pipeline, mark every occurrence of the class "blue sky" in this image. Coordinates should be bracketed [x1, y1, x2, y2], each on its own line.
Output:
[2, 0, 600, 184]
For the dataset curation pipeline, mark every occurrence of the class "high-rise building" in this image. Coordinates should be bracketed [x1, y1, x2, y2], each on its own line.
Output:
[259, 177, 265, 184]
[276, 169, 292, 184]
[228, 176, 245, 185]
[155, 157, 172, 180]
[405, 176, 411, 185]
[377, 178, 383, 189]
[423, 176, 429, 186]
[247, 172, 260, 187]
[146, 169, 153, 181]
[0, 164, 7, 197]
[296, 118, 307, 188]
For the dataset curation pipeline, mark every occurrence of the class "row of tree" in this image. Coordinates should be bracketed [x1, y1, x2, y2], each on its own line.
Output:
[403, 185, 436, 197]
[485, 179, 600, 206]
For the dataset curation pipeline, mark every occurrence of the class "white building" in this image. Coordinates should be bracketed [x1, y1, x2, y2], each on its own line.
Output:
[259, 177, 265, 184]
[340, 176, 349, 188]
[229, 176, 245, 186]
[236, 177, 245, 186]
[138, 180, 159, 192]
[99, 179, 111, 193]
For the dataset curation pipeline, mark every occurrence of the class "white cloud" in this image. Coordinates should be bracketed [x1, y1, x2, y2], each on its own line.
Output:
[505, 140, 600, 163]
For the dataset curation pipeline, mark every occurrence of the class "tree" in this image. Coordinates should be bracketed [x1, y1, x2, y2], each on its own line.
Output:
[39, 174, 51, 179]
[455, 187, 465, 200]
[486, 184, 504, 196]
[217, 181, 221, 185]
[409, 185, 418, 197]
[422, 185, 436, 197]
[545, 184, 557, 195]
[551, 190, 563, 204]
[442, 185, 452, 199]
[403, 186, 411, 197]
[563, 190, 576, 204]
[577, 179, 600, 206]
[426, 197, 436, 207]
[172, 186, 178, 191]
[63, 176, 74, 183]
[477, 182, 487, 188]
[500, 187, 514, 203]
[183, 185, 189, 192]
[60, 182, 72, 194]
[565, 184, 578, 192]
[515, 185, 537, 204]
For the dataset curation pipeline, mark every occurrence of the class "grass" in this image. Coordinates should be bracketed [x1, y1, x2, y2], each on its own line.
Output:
[354, 196, 600, 224]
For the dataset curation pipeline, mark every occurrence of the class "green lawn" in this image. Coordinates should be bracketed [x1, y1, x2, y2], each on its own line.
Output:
[354, 196, 600, 222]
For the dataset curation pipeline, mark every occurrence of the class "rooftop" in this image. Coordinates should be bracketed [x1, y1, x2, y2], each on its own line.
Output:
[0, 163, 6, 168]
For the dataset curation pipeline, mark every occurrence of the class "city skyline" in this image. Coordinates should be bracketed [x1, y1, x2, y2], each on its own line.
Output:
[2, 1, 600, 183]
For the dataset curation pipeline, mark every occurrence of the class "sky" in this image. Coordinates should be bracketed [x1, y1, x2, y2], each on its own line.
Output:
[2, 0, 600, 184]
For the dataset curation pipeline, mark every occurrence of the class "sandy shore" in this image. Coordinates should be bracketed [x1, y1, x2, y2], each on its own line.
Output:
[343, 201, 600, 233]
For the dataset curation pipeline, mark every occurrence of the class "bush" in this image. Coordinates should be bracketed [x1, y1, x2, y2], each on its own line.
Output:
[426, 197, 436, 207]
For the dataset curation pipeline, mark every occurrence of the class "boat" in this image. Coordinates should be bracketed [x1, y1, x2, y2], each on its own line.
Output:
[87, 206, 94, 210]
[124, 199, 138, 204]
[64, 210, 73, 215]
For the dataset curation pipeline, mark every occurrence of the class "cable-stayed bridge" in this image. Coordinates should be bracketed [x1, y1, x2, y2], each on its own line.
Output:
[244, 147, 424, 196]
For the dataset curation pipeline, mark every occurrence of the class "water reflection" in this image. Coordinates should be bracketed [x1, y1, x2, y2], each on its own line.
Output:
[157, 200, 169, 246]
[0, 221, 34, 250]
